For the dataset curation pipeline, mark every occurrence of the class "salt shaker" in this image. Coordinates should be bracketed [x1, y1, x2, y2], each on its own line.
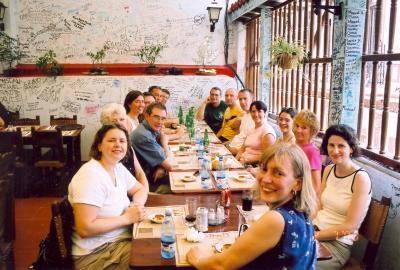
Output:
[208, 208, 216, 223]
[216, 205, 225, 223]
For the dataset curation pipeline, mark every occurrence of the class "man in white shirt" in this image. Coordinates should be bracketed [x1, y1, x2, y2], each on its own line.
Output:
[226, 89, 255, 155]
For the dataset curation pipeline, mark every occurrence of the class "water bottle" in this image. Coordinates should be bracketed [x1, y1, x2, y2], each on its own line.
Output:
[200, 158, 211, 189]
[216, 156, 226, 189]
[160, 208, 176, 259]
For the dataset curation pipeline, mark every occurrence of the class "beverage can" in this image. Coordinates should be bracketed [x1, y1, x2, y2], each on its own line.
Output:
[195, 207, 208, 232]
[220, 188, 231, 208]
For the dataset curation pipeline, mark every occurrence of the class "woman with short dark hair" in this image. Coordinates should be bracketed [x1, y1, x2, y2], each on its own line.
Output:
[277, 107, 297, 144]
[236, 101, 276, 165]
[314, 124, 371, 270]
[124, 90, 144, 131]
[68, 124, 147, 269]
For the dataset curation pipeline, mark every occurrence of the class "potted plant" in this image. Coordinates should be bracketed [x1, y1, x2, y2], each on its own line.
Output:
[0, 32, 27, 76]
[134, 41, 167, 74]
[36, 50, 64, 77]
[86, 44, 110, 75]
[270, 36, 306, 70]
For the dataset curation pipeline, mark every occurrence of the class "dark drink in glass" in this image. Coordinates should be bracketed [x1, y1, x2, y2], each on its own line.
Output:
[185, 215, 196, 223]
[242, 197, 253, 211]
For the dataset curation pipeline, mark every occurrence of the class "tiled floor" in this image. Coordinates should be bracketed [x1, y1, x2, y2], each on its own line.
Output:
[14, 197, 60, 270]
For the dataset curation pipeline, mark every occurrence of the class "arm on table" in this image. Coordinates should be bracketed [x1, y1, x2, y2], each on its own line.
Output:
[128, 180, 148, 206]
[196, 97, 209, 121]
[187, 210, 285, 270]
[73, 202, 145, 238]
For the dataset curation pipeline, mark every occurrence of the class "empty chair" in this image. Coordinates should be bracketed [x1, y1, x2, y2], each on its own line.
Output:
[8, 110, 20, 122]
[31, 127, 66, 191]
[12, 115, 40, 126]
[0, 128, 23, 158]
[50, 115, 77, 126]
[342, 196, 391, 270]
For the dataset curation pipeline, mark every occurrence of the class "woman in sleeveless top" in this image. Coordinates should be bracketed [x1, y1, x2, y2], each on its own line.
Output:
[236, 101, 276, 165]
[187, 143, 318, 270]
[124, 90, 145, 132]
[100, 103, 149, 192]
[314, 124, 372, 270]
[276, 107, 297, 144]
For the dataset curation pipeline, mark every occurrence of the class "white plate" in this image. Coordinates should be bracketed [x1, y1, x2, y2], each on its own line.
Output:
[234, 175, 252, 182]
[148, 213, 165, 224]
[214, 242, 233, 253]
[181, 175, 196, 182]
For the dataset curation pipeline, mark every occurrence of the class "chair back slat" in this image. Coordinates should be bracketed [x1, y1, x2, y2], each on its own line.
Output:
[359, 197, 391, 244]
[0, 128, 24, 158]
[12, 115, 40, 126]
[31, 128, 65, 163]
[50, 115, 77, 125]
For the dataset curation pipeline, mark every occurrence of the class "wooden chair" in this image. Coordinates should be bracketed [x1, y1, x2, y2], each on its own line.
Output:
[8, 110, 20, 122]
[30, 196, 74, 269]
[342, 196, 391, 270]
[12, 115, 40, 126]
[50, 115, 77, 126]
[0, 127, 23, 159]
[31, 127, 66, 190]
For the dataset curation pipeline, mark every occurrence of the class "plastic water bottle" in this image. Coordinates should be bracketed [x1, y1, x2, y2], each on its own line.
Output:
[216, 156, 226, 189]
[160, 208, 176, 259]
[200, 158, 211, 189]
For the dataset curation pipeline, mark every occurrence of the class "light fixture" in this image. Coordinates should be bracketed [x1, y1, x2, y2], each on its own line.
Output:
[0, 2, 7, 31]
[207, 0, 222, 32]
[313, 0, 343, 20]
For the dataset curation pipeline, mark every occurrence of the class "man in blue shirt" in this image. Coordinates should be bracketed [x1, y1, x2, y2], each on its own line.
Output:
[131, 102, 173, 192]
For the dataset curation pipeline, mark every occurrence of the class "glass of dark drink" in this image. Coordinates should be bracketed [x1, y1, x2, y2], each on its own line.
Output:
[242, 190, 253, 211]
[185, 197, 198, 226]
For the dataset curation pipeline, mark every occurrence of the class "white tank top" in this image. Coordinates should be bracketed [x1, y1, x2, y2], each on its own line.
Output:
[313, 165, 371, 245]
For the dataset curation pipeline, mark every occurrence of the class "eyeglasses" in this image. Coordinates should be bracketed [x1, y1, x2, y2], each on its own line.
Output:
[151, 115, 167, 122]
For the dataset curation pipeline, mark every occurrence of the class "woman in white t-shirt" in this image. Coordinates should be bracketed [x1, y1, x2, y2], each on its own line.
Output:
[314, 124, 371, 270]
[68, 124, 148, 269]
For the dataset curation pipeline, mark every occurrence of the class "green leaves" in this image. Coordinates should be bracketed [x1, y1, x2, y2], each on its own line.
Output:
[134, 42, 167, 66]
[0, 32, 27, 69]
[270, 37, 306, 69]
[36, 50, 63, 77]
[86, 44, 110, 65]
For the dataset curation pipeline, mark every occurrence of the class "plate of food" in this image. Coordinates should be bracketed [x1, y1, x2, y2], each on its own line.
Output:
[234, 174, 252, 182]
[148, 213, 165, 224]
[181, 175, 196, 182]
[214, 242, 233, 253]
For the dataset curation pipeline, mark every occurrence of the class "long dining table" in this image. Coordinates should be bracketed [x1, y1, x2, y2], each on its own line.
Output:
[129, 193, 332, 269]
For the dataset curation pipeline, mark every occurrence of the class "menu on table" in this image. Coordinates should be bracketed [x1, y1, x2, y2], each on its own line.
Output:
[175, 231, 238, 267]
[133, 205, 186, 239]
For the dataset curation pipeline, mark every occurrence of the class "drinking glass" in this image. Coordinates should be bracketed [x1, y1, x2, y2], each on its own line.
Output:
[185, 197, 198, 226]
[242, 190, 253, 211]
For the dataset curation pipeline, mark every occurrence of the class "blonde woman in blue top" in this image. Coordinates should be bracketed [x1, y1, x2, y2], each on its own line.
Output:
[187, 143, 318, 270]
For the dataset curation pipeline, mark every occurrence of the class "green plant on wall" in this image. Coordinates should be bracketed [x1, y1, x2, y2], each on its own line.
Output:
[36, 50, 64, 77]
[270, 36, 306, 70]
[0, 32, 27, 76]
[134, 41, 167, 67]
[86, 44, 110, 74]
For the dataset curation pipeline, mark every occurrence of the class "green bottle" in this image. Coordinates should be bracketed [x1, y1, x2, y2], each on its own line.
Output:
[203, 129, 209, 152]
[178, 106, 184, 125]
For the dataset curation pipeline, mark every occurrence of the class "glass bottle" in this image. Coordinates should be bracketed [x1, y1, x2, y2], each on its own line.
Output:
[203, 129, 209, 152]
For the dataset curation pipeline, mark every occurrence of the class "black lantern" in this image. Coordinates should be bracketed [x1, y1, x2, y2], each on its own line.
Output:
[313, 0, 343, 20]
[0, 2, 7, 31]
[207, 0, 222, 32]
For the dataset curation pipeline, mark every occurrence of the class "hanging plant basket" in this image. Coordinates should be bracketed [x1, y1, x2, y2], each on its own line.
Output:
[279, 54, 298, 70]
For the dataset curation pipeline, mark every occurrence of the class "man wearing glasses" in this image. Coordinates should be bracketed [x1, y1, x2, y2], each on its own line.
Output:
[131, 102, 173, 193]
